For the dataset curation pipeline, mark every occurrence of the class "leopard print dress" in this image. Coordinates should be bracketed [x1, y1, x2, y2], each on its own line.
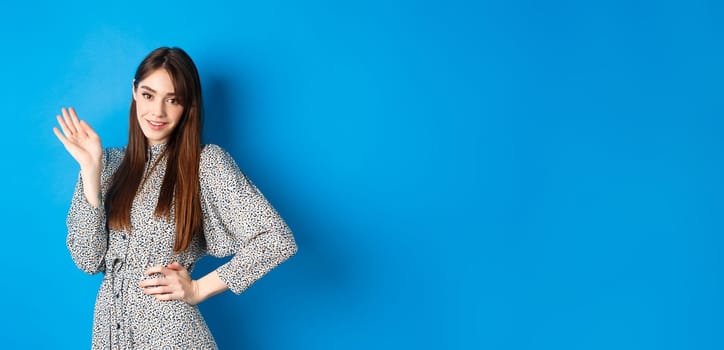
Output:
[66, 143, 297, 349]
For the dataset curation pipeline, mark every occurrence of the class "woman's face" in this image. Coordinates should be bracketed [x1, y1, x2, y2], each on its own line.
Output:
[133, 68, 184, 145]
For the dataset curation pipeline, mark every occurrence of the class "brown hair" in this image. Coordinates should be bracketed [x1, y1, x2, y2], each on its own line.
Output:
[106, 47, 203, 253]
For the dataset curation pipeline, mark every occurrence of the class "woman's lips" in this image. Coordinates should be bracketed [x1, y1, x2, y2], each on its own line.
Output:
[146, 119, 167, 131]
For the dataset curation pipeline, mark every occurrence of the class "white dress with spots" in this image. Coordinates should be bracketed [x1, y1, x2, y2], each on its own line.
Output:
[66, 143, 297, 349]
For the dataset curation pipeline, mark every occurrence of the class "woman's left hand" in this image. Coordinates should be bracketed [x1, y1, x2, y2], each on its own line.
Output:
[140, 262, 203, 305]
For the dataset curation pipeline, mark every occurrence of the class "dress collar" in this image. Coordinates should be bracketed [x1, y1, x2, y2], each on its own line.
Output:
[147, 143, 167, 161]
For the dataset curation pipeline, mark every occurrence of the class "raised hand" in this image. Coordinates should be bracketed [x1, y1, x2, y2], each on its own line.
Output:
[53, 107, 103, 207]
[53, 107, 102, 169]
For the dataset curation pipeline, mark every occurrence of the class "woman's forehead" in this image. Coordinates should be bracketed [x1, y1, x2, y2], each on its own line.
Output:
[138, 69, 176, 95]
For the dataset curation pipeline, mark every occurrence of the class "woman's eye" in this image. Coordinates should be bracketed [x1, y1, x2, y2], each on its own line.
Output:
[142, 93, 152, 100]
[167, 98, 178, 105]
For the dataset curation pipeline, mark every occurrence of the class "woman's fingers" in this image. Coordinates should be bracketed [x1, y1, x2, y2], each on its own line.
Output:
[68, 107, 86, 137]
[140, 276, 165, 288]
[139, 275, 173, 295]
[52, 127, 66, 143]
[166, 262, 187, 273]
[141, 265, 176, 291]
[56, 108, 87, 142]
[54, 107, 104, 171]
[56, 115, 72, 138]
[65, 107, 80, 134]
[61, 107, 77, 135]
[144, 264, 171, 276]
[143, 285, 172, 295]
[143, 284, 182, 302]
[153, 292, 178, 301]
[56, 107, 98, 141]
[80, 120, 98, 139]
[54, 121, 81, 153]
[140, 263, 194, 302]
[140, 276, 183, 301]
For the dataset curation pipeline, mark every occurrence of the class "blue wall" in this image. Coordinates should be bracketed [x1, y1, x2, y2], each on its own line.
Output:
[2, 0, 722, 349]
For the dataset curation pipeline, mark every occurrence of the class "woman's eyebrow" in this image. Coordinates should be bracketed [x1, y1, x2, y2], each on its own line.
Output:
[139, 85, 176, 96]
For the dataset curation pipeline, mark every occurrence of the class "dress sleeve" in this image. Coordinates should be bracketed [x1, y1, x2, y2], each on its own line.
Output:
[66, 148, 114, 275]
[200, 145, 298, 295]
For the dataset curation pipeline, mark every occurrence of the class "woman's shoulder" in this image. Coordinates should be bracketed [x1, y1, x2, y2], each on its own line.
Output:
[200, 144, 241, 173]
[102, 146, 126, 168]
[104, 146, 126, 157]
[201, 144, 233, 162]
[201, 143, 224, 156]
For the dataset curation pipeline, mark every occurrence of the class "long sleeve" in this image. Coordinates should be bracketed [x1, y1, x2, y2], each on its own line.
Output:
[200, 145, 297, 295]
[66, 148, 120, 275]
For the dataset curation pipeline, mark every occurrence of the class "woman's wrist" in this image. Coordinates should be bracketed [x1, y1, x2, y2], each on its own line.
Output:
[192, 271, 229, 304]
[79, 164, 102, 207]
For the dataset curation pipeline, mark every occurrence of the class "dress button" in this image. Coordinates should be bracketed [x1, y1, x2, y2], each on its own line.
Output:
[116, 323, 121, 329]
[114, 292, 120, 298]
[121, 234, 126, 240]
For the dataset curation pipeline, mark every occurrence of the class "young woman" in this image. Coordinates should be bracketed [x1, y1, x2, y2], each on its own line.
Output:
[53, 47, 297, 349]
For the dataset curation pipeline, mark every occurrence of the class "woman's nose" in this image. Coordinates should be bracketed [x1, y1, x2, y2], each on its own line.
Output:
[151, 100, 166, 117]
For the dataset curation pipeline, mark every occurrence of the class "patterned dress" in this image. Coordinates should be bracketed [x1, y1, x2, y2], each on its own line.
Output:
[66, 143, 298, 349]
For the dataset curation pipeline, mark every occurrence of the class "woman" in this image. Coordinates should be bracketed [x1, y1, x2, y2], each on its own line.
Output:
[53, 47, 297, 349]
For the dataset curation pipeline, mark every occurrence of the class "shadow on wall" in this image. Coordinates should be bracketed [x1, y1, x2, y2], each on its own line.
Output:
[202, 75, 234, 149]
[195, 74, 360, 349]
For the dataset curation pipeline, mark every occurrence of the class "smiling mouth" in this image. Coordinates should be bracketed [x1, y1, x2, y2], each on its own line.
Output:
[146, 119, 168, 130]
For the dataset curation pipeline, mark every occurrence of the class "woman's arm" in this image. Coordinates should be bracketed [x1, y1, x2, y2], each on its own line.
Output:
[140, 145, 297, 303]
[55, 107, 108, 274]
[65, 173, 108, 274]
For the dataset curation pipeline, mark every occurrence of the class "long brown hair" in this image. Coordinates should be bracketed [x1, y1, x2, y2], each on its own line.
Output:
[106, 47, 203, 253]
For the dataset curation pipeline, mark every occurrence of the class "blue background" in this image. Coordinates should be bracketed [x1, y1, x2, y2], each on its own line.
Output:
[1, 0, 722, 348]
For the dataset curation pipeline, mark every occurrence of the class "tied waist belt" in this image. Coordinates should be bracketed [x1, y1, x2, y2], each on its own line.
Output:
[103, 265, 162, 306]
[103, 258, 163, 282]
[103, 256, 182, 282]
[103, 267, 151, 281]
